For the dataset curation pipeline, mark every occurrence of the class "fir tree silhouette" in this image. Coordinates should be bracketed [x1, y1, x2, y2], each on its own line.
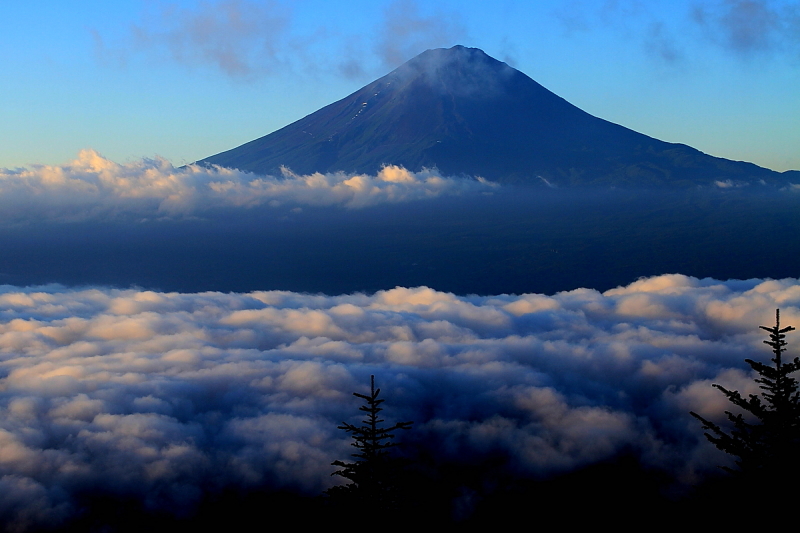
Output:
[691, 309, 800, 480]
[327, 375, 413, 511]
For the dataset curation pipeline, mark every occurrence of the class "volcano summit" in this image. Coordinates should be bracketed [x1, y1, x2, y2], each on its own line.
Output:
[199, 46, 796, 187]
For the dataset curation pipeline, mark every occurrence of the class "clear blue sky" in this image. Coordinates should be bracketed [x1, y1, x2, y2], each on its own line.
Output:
[2, 0, 798, 172]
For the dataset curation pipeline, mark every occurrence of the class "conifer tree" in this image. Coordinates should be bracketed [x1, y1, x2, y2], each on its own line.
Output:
[327, 375, 413, 510]
[691, 309, 800, 479]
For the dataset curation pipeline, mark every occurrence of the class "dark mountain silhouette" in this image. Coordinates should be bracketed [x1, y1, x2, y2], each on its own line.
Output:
[199, 45, 798, 187]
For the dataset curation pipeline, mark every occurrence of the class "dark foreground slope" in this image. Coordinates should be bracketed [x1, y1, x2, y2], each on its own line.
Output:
[199, 46, 797, 187]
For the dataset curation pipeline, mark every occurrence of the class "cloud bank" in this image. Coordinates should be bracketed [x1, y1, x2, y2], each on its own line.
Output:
[0, 274, 798, 528]
[0, 150, 494, 222]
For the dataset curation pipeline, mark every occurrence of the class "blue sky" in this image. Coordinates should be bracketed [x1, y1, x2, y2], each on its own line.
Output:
[2, 0, 799, 172]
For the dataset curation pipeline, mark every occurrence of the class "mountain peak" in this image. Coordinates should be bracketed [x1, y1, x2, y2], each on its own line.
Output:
[198, 46, 790, 187]
[386, 45, 517, 97]
[407, 44, 495, 65]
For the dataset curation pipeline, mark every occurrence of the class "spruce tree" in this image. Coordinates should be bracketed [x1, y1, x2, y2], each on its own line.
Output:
[327, 375, 413, 510]
[691, 309, 800, 479]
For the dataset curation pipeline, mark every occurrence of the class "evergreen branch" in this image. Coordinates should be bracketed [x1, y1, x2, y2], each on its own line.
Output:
[692, 309, 799, 479]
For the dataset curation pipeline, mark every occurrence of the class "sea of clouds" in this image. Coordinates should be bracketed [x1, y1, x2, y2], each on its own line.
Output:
[0, 274, 798, 528]
[0, 151, 494, 223]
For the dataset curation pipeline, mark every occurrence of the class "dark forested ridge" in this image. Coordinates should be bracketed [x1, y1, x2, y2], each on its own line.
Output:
[199, 46, 798, 188]
[2, 187, 799, 295]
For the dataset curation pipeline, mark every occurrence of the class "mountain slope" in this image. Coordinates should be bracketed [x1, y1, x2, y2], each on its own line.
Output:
[199, 46, 796, 187]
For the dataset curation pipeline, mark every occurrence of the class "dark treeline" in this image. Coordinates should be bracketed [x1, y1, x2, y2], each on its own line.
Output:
[1, 187, 800, 295]
[48, 457, 719, 531]
[42, 431, 738, 531]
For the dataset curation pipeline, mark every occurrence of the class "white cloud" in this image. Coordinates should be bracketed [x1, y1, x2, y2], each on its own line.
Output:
[0, 150, 496, 222]
[0, 274, 797, 527]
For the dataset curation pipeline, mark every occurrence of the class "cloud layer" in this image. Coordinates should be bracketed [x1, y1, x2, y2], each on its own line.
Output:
[0, 150, 494, 222]
[0, 274, 798, 528]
